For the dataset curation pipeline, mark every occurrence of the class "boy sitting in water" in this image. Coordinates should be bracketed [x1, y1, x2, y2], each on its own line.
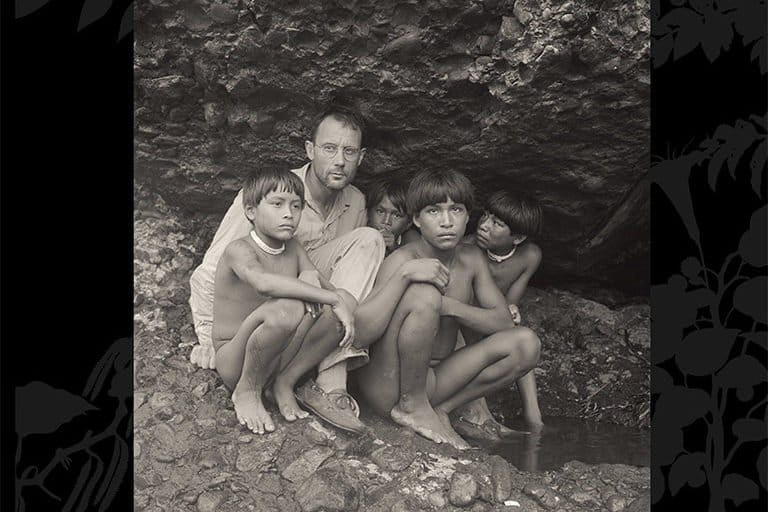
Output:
[365, 177, 412, 254]
[213, 168, 356, 435]
[352, 169, 541, 449]
[454, 190, 544, 439]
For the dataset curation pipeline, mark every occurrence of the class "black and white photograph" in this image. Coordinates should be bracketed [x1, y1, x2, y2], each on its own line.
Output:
[133, 1, 652, 510]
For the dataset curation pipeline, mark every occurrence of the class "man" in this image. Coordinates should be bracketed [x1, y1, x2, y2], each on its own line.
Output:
[189, 103, 385, 432]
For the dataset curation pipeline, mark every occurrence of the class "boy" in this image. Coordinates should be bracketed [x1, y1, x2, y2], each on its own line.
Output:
[454, 190, 544, 439]
[352, 169, 541, 449]
[213, 168, 357, 435]
[365, 177, 412, 254]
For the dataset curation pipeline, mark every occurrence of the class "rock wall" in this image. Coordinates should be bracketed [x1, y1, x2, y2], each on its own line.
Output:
[134, 0, 650, 295]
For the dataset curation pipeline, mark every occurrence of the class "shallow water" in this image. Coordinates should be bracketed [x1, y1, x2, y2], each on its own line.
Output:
[474, 416, 650, 472]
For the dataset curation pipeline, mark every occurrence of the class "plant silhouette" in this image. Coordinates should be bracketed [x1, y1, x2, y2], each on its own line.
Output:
[15, 338, 132, 512]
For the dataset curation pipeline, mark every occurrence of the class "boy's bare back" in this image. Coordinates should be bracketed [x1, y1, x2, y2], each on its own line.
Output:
[212, 236, 302, 347]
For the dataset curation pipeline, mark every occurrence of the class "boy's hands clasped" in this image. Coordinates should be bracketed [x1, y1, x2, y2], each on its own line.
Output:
[402, 258, 450, 293]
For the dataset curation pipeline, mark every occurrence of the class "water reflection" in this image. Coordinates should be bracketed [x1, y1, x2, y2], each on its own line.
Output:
[474, 416, 650, 472]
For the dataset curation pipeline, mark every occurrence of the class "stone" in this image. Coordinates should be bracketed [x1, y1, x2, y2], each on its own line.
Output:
[370, 445, 415, 472]
[281, 447, 334, 483]
[197, 491, 224, 512]
[427, 490, 447, 508]
[192, 382, 210, 399]
[489, 455, 513, 503]
[149, 392, 175, 410]
[449, 472, 479, 507]
[625, 494, 650, 512]
[606, 495, 628, 512]
[209, 3, 238, 24]
[204, 103, 227, 129]
[295, 467, 360, 511]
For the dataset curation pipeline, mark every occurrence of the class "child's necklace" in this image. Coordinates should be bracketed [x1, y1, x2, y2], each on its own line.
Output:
[486, 245, 516, 263]
[250, 230, 285, 255]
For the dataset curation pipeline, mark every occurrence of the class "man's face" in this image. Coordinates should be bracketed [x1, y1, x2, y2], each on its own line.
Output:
[305, 116, 365, 191]
[413, 197, 469, 251]
[368, 195, 411, 238]
[245, 190, 304, 243]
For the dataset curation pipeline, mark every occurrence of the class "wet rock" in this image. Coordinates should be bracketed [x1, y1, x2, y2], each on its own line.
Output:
[135, 494, 150, 509]
[197, 491, 224, 512]
[427, 490, 447, 508]
[295, 466, 360, 511]
[209, 3, 238, 24]
[192, 382, 210, 399]
[235, 435, 283, 472]
[149, 391, 176, 410]
[523, 483, 564, 509]
[625, 494, 650, 512]
[449, 472, 479, 507]
[281, 447, 334, 483]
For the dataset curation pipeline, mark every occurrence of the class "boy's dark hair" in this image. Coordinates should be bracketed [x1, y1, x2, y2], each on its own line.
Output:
[309, 103, 367, 146]
[242, 168, 305, 209]
[486, 190, 542, 236]
[366, 177, 409, 215]
[406, 169, 475, 216]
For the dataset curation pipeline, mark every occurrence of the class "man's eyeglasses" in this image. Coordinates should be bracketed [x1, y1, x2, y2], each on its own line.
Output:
[315, 143, 361, 161]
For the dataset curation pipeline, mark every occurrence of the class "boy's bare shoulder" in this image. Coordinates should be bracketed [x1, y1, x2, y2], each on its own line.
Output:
[456, 242, 486, 268]
[516, 241, 542, 266]
[223, 237, 259, 263]
[387, 243, 419, 264]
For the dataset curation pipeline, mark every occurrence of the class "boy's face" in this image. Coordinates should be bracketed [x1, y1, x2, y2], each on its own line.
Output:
[475, 212, 525, 251]
[245, 190, 303, 242]
[368, 196, 411, 238]
[413, 197, 468, 251]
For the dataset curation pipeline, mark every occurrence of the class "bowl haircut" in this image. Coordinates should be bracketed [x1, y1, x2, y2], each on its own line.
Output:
[365, 177, 409, 216]
[242, 168, 305, 209]
[485, 190, 542, 237]
[406, 169, 475, 217]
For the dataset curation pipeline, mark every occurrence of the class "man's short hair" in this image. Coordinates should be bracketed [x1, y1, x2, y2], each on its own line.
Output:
[242, 168, 305, 209]
[486, 190, 542, 236]
[406, 169, 475, 216]
[366, 177, 409, 215]
[309, 103, 367, 146]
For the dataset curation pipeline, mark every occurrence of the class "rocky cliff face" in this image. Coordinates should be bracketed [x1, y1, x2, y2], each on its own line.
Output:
[134, 0, 650, 296]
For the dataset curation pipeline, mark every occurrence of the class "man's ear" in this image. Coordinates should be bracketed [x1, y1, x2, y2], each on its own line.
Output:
[357, 147, 366, 166]
[305, 140, 314, 161]
[512, 234, 527, 245]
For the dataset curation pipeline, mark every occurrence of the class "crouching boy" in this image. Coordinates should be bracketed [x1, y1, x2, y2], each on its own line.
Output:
[366, 177, 412, 254]
[213, 168, 356, 435]
[352, 169, 541, 449]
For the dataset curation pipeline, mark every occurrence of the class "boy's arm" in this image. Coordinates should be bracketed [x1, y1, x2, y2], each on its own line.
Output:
[228, 241, 342, 306]
[441, 248, 515, 335]
[354, 251, 449, 347]
[296, 242, 336, 291]
[505, 244, 542, 305]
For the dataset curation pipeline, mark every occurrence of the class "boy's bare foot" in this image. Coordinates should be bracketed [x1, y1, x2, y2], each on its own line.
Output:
[435, 408, 472, 450]
[391, 397, 470, 449]
[232, 388, 275, 434]
[272, 378, 309, 422]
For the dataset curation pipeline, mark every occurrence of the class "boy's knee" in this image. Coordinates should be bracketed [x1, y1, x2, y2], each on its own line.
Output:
[402, 283, 442, 315]
[513, 327, 541, 367]
[264, 299, 305, 332]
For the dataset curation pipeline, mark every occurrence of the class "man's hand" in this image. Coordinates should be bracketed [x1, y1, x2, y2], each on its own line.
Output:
[508, 304, 521, 325]
[331, 298, 355, 347]
[379, 229, 396, 249]
[401, 258, 450, 293]
[305, 301, 322, 319]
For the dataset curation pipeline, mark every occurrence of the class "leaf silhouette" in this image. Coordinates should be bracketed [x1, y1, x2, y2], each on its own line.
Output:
[742, 331, 767, 348]
[676, 328, 738, 375]
[739, 205, 767, 267]
[669, 452, 706, 495]
[117, 2, 133, 42]
[652, 153, 706, 244]
[680, 256, 702, 279]
[733, 276, 767, 323]
[723, 473, 759, 506]
[751, 39, 766, 74]
[748, 139, 765, 196]
[652, 364, 674, 394]
[653, 424, 684, 465]
[674, 18, 704, 60]
[14, 0, 51, 19]
[95, 438, 128, 511]
[15, 382, 97, 436]
[717, 355, 768, 388]
[758, 447, 766, 490]
[701, 14, 732, 63]
[732, 418, 765, 442]
[654, 34, 674, 68]
[655, 386, 711, 427]
[84, 337, 131, 401]
[652, 464, 665, 503]
[78, 0, 113, 32]
[62, 457, 92, 512]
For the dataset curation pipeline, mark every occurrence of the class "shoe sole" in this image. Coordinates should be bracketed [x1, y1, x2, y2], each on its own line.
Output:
[294, 392, 367, 435]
